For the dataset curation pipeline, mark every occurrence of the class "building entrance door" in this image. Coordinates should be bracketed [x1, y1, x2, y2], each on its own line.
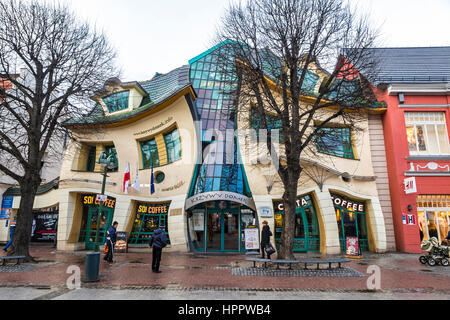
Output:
[206, 208, 239, 252]
[85, 206, 114, 250]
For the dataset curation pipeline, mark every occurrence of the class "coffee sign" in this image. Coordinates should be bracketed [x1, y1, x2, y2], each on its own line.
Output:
[331, 194, 365, 212]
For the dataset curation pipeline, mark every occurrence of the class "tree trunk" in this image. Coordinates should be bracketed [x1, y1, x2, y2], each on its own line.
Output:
[278, 178, 299, 260]
[8, 175, 40, 262]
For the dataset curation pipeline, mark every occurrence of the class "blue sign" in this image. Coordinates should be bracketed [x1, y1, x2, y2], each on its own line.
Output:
[0, 197, 13, 220]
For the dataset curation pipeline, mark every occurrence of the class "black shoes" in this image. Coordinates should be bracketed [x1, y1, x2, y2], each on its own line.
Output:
[152, 270, 161, 273]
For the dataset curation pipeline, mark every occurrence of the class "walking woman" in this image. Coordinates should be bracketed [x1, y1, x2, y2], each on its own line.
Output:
[260, 221, 274, 259]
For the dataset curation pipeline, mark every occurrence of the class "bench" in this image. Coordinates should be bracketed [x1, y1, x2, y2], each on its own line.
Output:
[0, 256, 26, 265]
[272, 259, 300, 270]
[299, 258, 351, 270]
[245, 251, 260, 256]
[245, 257, 271, 268]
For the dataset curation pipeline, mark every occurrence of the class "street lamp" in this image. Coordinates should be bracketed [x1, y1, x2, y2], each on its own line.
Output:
[93, 149, 118, 252]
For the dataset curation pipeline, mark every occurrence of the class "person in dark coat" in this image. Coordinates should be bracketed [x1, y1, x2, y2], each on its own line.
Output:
[104, 221, 118, 263]
[260, 220, 274, 259]
[149, 226, 168, 273]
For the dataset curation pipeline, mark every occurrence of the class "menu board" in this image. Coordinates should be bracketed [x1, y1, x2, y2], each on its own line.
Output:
[115, 231, 128, 253]
[31, 211, 58, 242]
[346, 237, 360, 256]
[244, 228, 260, 250]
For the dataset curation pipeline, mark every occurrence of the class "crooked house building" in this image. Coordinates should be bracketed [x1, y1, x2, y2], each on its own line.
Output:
[1, 42, 395, 255]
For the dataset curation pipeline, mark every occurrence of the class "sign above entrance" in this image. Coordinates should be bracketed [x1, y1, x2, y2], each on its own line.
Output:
[185, 191, 256, 211]
[331, 194, 365, 212]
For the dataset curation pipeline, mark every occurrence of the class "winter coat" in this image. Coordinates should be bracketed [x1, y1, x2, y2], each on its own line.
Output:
[261, 225, 272, 246]
[149, 228, 168, 249]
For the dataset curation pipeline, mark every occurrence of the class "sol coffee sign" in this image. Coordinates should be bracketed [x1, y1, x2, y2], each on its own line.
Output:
[82, 194, 116, 209]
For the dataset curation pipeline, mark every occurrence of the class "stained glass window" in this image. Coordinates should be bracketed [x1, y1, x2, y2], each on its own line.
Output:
[189, 43, 251, 197]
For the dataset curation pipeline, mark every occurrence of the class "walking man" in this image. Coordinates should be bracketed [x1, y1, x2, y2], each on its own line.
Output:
[104, 221, 118, 263]
[3, 219, 16, 252]
[149, 225, 168, 273]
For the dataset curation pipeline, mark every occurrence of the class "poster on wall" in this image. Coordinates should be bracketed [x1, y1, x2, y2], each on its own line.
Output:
[115, 232, 128, 253]
[31, 211, 58, 242]
[345, 237, 360, 256]
[192, 209, 205, 231]
[244, 228, 260, 250]
[0, 197, 13, 220]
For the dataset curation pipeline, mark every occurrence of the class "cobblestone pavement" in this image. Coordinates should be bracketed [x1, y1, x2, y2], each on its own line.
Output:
[0, 245, 448, 299]
[1, 287, 449, 300]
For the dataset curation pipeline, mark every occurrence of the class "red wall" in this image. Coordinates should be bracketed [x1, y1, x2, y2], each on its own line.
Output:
[375, 88, 450, 253]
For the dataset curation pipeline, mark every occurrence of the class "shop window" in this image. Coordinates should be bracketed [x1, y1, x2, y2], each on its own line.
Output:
[417, 195, 450, 244]
[141, 138, 160, 168]
[102, 90, 130, 113]
[331, 194, 368, 252]
[405, 112, 450, 155]
[164, 128, 181, 163]
[129, 202, 170, 245]
[314, 126, 355, 159]
[273, 195, 320, 252]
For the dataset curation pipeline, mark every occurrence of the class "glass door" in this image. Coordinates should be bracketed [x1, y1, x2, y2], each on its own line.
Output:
[207, 212, 221, 250]
[85, 206, 112, 250]
[293, 208, 308, 252]
[206, 208, 240, 252]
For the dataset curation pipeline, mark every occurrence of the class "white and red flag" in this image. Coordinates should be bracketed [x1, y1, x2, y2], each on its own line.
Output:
[123, 162, 130, 194]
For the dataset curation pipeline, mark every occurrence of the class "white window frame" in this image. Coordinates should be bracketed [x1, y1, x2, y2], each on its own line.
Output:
[405, 111, 450, 155]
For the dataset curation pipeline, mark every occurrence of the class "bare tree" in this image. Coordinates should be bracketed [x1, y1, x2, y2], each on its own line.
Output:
[215, 0, 381, 259]
[0, 0, 117, 260]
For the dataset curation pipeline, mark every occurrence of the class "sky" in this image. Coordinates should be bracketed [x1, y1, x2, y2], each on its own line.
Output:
[61, 0, 450, 81]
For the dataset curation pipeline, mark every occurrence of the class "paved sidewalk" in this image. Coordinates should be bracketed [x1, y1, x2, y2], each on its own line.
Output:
[0, 245, 448, 294]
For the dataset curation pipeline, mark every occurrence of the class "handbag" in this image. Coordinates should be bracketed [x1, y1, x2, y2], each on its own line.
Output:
[265, 243, 276, 255]
[103, 243, 109, 255]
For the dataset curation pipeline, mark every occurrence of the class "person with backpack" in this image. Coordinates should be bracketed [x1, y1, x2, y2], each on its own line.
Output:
[149, 225, 168, 273]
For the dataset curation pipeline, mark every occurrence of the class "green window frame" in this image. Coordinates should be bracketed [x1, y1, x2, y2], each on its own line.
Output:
[314, 126, 355, 159]
[141, 138, 160, 168]
[298, 68, 320, 93]
[129, 202, 170, 245]
[164, 128, 181, 163]
[86, 146, 96, 172]
[250, 108, 284, 141]
[102, 90, 130, 113]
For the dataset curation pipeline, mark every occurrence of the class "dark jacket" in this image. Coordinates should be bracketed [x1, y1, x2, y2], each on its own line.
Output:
[107, 226, 117, 243]
[149, 229, 168, 249]
[446, 231, 450, 241]
[261, 225, 272, 246]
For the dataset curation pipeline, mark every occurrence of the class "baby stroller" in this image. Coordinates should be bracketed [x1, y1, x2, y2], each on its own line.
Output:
[419, 237, 450, 266]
